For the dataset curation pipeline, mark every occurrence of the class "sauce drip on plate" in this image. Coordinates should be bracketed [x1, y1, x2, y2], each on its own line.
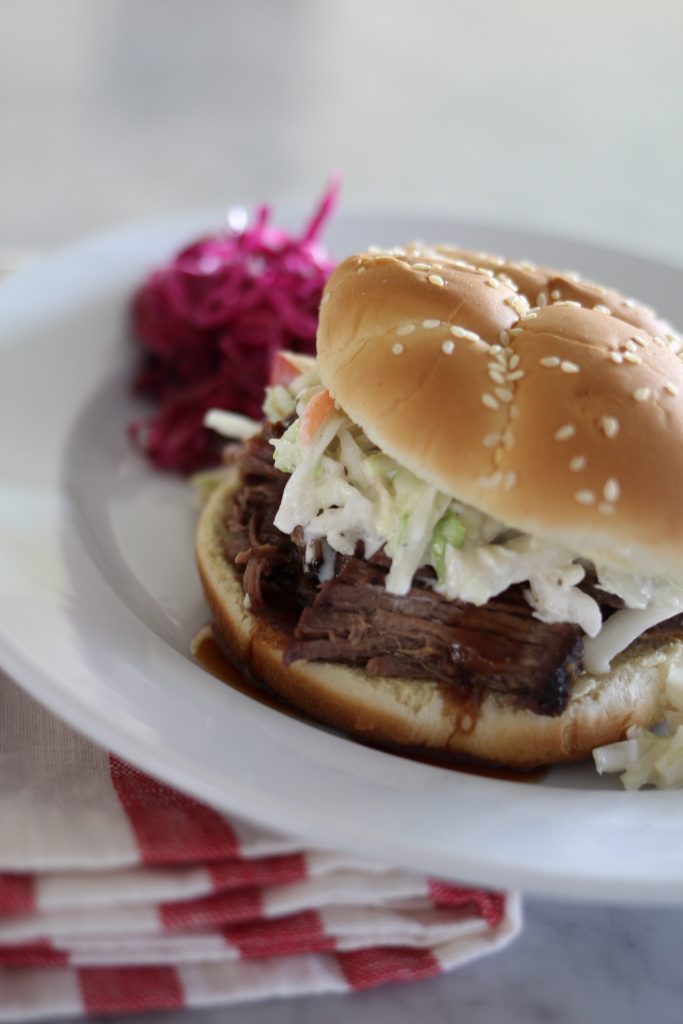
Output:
[194, 630, 545, 783]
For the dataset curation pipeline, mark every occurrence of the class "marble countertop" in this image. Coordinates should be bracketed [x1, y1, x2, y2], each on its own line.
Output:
[2, 1, 683, 1020]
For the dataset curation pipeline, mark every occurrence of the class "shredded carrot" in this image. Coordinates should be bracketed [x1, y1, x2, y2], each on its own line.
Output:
[300, 389, 336, 445]
[269, 351, 301, 388]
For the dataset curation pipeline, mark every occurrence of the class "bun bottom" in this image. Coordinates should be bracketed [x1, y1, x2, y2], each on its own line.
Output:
[196, 476, 676, 768]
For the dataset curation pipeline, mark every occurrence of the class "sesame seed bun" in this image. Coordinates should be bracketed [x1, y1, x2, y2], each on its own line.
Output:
[317, 247, 683, 582]
[196, 472, 675, 768]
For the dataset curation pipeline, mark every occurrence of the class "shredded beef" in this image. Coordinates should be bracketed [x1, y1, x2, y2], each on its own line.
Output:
[645, 613, 683, 642]
[221, 426, 682, 719]
[223, 425, 318, 614]
[578, 575, 625, 611]
[284, 557, 581, 715]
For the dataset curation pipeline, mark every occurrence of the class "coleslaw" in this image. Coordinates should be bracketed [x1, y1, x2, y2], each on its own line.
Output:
[261, 372, 680, 645]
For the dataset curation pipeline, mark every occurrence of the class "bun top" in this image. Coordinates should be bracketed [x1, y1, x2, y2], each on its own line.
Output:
[316, 244, 683, 580]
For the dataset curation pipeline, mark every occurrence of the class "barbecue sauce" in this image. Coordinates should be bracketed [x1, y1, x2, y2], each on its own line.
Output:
[193, 631, 545, 783]
[193, 631, 308, 722]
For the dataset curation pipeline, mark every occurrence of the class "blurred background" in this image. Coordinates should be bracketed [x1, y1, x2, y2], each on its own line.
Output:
[1, 0, 682, 262]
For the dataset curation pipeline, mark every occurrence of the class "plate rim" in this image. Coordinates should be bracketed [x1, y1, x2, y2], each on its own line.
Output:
[3, 206, 683, 905]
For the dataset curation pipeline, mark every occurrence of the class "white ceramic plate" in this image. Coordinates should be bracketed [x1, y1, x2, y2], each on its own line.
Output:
[2, 209, 683, 905]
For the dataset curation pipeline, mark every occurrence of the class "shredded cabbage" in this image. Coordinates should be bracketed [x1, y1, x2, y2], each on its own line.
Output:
[593, 664, 683, 788]
[431, 511, 466, 585]
[129, 181, 339, 473]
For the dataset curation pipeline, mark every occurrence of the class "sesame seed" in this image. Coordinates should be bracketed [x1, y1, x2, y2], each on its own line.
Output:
[625, 339, 638, 353]
[537, 291, 548, 307]
[634, 387, 651, 402]
[356, 266, 367, 274]
[397, 323, 416, 336]
[603, 478, 621, 503]
[509, 327, 524, 337]
[367, 246, 382, 254]
[482, 393, 500, 410]
[412, 262, 431, 270]
[429, 274, 445, 287]
[609, 351, 624, 364]
[623, 352, 642, 365]
[509, 353, 520, 369]
[598, 502, 616, 516]
[460, 329, 481, 343]
[486, 277, 500, 288]
[518, 260, 537, 271]
[632, 336, 648, 347]
[453, 259, 476, 270]
[495, 387, 514, 403]
[483, 432, 501, 448]
[489, 344, 503, 355]
[479, 472, 502, 489]
[600, 416, 620, 438]
[508, 296, 530, 316]
[507, 369, 525, 381]
[569, 455, 587, 472]
[550, 289, 561, 300]
[499, 330, 510, 346]
[555, 300, 582, 308]
[555, 423, 576, 441]
[540, 356, 561, 367]
[561, 360, 580, 374]
[575, 490, 596, 506]
[442, 340, 455, 355]
[520, 311, 538, 321]
[476, 267, 495, 277]
[593, 304, 611, 314]
[503, 471, 517, 491]
[664, 381, 679, 396]
[489, 369, 506, 384]
[423, 319, 440, 329]
[624, 298, 638, 309]
[392, 342, 404, 355]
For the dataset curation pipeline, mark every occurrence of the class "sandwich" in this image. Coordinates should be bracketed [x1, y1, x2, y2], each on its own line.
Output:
[195, 244, 683, 767]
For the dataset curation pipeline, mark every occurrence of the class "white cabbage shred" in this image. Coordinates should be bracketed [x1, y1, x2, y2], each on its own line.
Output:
[593, 664, 683, 789]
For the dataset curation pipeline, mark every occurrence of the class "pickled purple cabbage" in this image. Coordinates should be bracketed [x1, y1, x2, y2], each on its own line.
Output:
[130, 183, 339, 472]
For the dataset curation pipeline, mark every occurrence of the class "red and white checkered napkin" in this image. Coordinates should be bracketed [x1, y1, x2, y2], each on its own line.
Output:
[0, 674, 521, 1021]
